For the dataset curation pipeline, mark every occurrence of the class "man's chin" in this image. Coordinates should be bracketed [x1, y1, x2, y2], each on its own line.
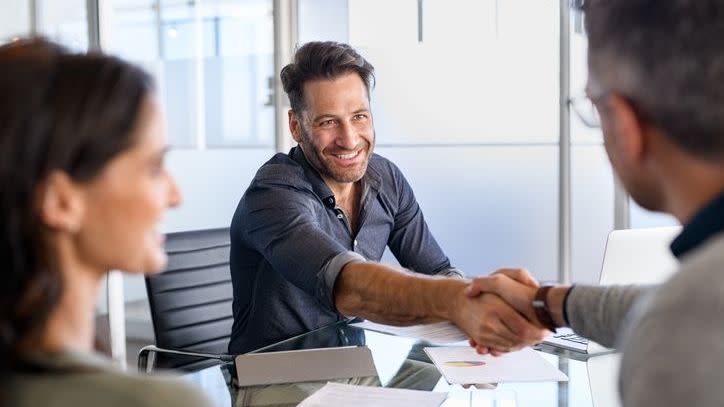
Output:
[332, 175, 364, 183]
[327, 166, 367, 183]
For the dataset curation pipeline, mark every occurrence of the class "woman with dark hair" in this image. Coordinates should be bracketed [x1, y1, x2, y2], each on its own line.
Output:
[0, 38, 212, 407]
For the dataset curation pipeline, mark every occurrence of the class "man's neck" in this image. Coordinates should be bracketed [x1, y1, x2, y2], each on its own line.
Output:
[324, 177, 363, 233]
[659, 158, 724, 224]
[324, 177, 356, 204]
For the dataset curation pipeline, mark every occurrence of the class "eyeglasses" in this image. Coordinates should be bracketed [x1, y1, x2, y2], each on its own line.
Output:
[569, 95, 601, 128]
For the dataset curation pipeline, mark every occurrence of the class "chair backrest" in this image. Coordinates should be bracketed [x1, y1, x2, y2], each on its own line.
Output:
[145, 227, 233, 368]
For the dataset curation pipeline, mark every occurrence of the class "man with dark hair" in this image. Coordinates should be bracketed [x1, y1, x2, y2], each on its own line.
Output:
[228, 41, 545, 354]
[467, 1, 724, 405]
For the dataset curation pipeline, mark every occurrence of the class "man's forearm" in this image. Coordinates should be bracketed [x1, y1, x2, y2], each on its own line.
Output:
[334, 261, 467, 325]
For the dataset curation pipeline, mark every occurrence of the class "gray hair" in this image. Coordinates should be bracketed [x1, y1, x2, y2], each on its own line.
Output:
[583, 0, 724, 160]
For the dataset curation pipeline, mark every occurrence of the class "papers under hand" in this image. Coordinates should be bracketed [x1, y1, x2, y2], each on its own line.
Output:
[350, 320, 468, 343]
[298, 382, 447, 407]
[424, 346, 568, 385]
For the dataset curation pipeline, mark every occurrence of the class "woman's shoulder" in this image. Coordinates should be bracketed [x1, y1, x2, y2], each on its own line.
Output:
[95, 371, 214, 407]
[10, 352, 214, 407]
[13, 368, 214, 407]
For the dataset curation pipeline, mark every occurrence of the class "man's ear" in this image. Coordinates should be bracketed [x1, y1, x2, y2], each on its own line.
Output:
[288, 109, 302, 143]
[607, 94, 648, 165]
[36, 171, 85, 233]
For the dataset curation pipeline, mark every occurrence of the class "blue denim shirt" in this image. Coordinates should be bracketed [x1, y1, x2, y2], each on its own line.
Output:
[228, 146, 461, 354]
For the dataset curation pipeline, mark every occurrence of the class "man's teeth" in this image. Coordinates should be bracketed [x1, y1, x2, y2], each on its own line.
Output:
[334, 151, 360, 160]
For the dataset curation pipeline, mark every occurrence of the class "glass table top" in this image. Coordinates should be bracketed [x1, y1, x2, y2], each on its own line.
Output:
[178, 321, 621, 407]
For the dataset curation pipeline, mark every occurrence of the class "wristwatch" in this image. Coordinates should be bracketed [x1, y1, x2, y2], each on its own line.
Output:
[532, 285, 560, 333]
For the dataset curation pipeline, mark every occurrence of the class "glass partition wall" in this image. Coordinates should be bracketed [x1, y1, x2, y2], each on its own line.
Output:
[107, 0, 275, 148]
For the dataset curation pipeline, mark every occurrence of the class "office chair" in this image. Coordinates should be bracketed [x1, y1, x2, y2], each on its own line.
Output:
[138, 227, 236, 373]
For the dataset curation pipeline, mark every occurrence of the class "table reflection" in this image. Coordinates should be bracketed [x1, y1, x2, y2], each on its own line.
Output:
[178, 321, 611, 407]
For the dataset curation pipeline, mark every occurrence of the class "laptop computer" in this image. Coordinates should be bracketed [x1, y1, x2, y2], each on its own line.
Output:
[542, 226, 681, 355]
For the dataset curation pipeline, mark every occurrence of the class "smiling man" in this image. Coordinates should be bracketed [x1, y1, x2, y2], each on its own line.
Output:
[228, 41, 545, 354]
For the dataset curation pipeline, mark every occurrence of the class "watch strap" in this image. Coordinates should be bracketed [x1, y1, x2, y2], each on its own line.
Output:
[533, 285, 559, 333]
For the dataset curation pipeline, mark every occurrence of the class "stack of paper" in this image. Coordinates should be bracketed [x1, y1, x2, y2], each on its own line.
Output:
[424, 346, 568, 384]
[298, 382, 447, 407]
[350, 320, 468, 343]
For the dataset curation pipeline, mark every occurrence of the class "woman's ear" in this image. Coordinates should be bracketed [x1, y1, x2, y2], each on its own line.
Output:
[36, 171, 85, 233]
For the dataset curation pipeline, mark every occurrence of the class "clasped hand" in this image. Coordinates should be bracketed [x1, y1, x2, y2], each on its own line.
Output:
[454, 268, 546, 356]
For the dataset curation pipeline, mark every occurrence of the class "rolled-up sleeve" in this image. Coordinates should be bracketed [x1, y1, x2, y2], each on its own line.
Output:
[240, 182, 357, 312]
[320, 251, 367, 309]
[437, 267, 465, 279]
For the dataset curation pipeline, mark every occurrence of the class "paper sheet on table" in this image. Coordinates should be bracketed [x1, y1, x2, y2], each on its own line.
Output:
[350, 320, 467, 343]
[424, 346, 568, 384]
[298, 382, 447, 407]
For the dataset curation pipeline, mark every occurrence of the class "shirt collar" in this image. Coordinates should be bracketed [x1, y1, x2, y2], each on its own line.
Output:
[670, 189, 724, 258]
[289, 146, 382, 208]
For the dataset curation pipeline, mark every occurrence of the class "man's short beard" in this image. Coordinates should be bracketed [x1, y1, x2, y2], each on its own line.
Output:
[298, 123, 373, 184]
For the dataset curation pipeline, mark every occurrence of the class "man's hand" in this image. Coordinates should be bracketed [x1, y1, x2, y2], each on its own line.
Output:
[467, 268, 540, 322]
[451, 285, 545, 356]
[463, 269, 544, 355]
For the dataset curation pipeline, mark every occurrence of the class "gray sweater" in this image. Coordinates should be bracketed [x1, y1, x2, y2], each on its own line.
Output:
[8, 351, 214, 407]
[566, 233, 724, 406]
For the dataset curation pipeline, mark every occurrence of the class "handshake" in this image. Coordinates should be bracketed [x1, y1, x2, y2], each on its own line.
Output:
[454, 269, 567, 356]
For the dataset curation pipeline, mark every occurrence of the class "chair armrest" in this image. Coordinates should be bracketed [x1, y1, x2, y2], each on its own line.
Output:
[137, 344, 235, 373]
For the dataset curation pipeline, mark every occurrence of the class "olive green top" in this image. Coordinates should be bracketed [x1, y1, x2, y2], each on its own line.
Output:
[7, 350, 214, 407]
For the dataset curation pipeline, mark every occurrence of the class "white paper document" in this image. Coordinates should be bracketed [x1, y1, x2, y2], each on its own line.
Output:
[350, 320, 468, 343]
[298, 382, 447, 407]
[424, 346, 568, 384]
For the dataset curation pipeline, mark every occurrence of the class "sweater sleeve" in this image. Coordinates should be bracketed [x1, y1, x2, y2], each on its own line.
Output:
[565, 284, 650, 348]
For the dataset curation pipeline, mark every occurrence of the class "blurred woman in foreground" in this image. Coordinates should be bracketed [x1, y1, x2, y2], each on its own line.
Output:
[0, 38, 212, 407]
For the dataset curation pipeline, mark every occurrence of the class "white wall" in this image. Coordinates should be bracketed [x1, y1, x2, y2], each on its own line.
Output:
[377, 146, 559, 281]
[161, 148, 275, 232]
[0, 0, 31, 39]
[571, 145, 614, 284]
[299, 0, 348, 44]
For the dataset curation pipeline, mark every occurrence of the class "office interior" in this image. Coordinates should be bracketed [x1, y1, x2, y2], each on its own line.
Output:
[1, 0, 681, 405]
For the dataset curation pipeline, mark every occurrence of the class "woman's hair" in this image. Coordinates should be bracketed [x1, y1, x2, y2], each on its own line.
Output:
[0, 38, 154, 376]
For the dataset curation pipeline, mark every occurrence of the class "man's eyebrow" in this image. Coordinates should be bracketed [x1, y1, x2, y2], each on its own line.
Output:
[311, 113, 337, 122]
